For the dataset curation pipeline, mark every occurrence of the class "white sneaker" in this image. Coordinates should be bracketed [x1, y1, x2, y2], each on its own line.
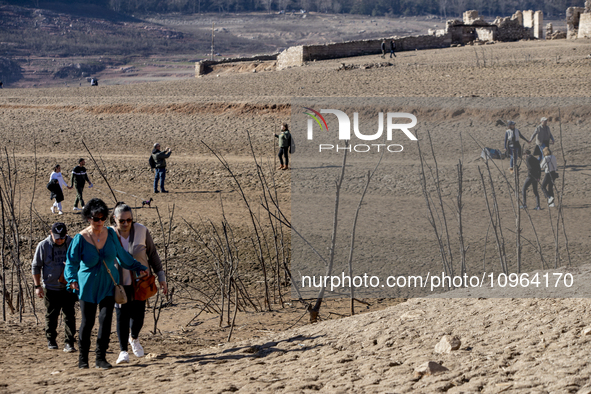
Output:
[116, 351, 129, 364]
[73, 207, 81, 211]
[51, 206, 55, 214]
[58, 211, 63, 215]
[129, 336, 144, 357]
[548, 197, 554, 205]
[549, 203, 555, 208]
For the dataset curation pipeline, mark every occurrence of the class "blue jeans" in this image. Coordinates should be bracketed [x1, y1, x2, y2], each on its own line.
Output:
[154, 168, 166, 192]
[509, 144, 521, 169]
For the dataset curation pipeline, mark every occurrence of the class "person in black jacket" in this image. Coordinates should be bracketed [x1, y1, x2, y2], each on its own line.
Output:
[151, 143, 172, 193]
[521, 149, 541, 210]
[390, 40, 397, 58]
[380, 40, 386, 58]
[70, 158, 93, 211]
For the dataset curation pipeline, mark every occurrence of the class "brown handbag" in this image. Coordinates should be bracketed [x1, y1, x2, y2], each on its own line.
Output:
[134, 273, 158, 301]
[104, 260, 128, 305]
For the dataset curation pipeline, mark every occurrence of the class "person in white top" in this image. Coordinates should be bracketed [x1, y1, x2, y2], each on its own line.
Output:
[110, 202, 168, 365]
[540, 147, 559, 207]
[48, 165, 72, 215]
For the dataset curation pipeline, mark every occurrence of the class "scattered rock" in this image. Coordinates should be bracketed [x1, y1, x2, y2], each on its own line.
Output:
[337, 62, 393, 71]
[414, 361, 449, 378]
[581, 327, 591, 335]
[400, 310, 425, 320]
[434, 335, 462, 354]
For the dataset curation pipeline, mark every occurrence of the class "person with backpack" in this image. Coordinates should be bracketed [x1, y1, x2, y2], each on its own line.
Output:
[274, 123, 292, 170]
[504, 120, 528, 174]
[540, 147, 559, 207]
[32, 222, 78, 352]
[48, 164, 72, 215]
[70, 158, 93, 211]
[390, 40, 397, 58]
[151, 143, 172, 193]
[521, 149, 541, 210]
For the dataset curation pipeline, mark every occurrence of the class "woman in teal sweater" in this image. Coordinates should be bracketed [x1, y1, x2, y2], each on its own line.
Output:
[65, 198, 147, 370]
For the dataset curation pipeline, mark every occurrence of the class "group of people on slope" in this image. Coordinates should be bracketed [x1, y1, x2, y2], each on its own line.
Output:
[381, 39, 397, 59]
[504, 117, 559, 210]
[48, 158, 93, 215]
[49, 142, 175, 216]
[36, 131, 291, 369]
[32, 198, 167, 369]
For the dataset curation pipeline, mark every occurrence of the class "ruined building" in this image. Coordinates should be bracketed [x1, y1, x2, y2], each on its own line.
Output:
[567, 0, 591, 39]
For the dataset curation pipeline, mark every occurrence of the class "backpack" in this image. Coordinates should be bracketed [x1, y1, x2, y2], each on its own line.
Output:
[481, 147, 502, 161]
[289, 133, 295, 154]
[148, 154, 156, 170]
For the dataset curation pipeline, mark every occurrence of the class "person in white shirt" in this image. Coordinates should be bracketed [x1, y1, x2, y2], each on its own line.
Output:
[48, 165, 72, 215]
[540, 147, 559, 207]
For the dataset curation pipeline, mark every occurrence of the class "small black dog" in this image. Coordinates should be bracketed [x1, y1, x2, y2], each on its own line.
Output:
[142, 198, 153, 208]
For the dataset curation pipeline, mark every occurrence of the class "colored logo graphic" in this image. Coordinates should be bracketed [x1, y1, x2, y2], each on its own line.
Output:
[303, 107, 328, 132]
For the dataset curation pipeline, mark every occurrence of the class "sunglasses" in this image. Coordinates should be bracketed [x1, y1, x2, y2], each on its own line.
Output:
[91, 216, 106, 222]
[118, 218, 133, 224]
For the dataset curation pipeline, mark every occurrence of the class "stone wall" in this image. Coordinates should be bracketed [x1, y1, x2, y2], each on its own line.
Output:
[475, 27, 497, 41]
[523, 10, 534, 28]
[493, 15, 535, 41]
[196, 53, 279, 76]
[276, 34, 452, 69]
[534, 11, 543, 38]
[567, 7, 585, 39]
[578, 12, 591, 38]
[277, 46, 304, 70]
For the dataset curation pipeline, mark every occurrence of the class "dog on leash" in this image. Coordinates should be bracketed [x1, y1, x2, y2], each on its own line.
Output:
[142, 198, 153, 208]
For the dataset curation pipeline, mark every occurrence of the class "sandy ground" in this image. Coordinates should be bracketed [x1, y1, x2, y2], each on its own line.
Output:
[0, 37, 591, 392]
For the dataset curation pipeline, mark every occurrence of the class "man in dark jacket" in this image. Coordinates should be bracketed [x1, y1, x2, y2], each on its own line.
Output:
[521, 149, 541, 210]
[274, 123, 292, 170]
[70, 158, 93, 211]
[390, 40, 396, 58]
[32, 223, 77, 352]
[152, 143, 172, 193]
[380, 40, 386, 58]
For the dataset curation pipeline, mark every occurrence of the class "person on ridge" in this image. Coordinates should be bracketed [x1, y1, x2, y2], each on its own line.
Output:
[151, 143, 172, 193]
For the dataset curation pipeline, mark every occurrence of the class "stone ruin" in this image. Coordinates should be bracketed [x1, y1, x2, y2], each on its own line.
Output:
[567, 0, 591, 39]
[439, 9, 543, 44]
[197, 8, 550, 75]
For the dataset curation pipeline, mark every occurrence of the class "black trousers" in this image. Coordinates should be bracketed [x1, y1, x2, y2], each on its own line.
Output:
[522, 176, 540, 207]
[116, 285, 146, 352]
[278, 147, 289, 167]
[79, 296, 114, 356]
[74, 185, 85, 208]
[541, 172, 555, 199]
[44, 289, 77, 344]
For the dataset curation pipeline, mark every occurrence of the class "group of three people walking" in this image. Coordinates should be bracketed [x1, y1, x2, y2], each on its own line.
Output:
[504, 117, 559, 210]
[33, 198, 167, 369]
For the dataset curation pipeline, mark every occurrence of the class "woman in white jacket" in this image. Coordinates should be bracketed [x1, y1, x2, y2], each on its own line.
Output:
[48, 165, 72, 214]
[540, 147, 558, 207]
